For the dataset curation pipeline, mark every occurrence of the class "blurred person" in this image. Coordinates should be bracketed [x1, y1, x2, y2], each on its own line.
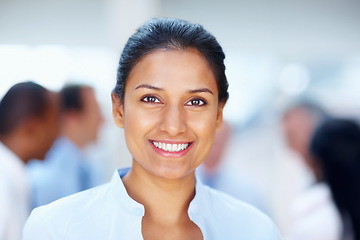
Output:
[310, 118, 360, 240]
[23, 18, 280, 239]
[282, 101, 328, 180]
[197, 120, 268, 213]
[282, 101, 342, 240]
[27, 84, 104, 209]
[0, 81, 59, 240]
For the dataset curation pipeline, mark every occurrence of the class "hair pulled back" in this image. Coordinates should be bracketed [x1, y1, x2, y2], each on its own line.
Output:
[114, 18, 229, 103]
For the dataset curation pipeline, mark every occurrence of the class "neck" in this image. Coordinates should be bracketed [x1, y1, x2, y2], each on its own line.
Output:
[122, 161, 196, 225]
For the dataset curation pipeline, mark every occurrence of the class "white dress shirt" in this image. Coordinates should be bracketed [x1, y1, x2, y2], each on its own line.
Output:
[23, 168, 281, 240]
[0, 142, 30, 240]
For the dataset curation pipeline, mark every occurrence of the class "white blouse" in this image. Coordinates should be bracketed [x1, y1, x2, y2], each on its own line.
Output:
[23, 168, 280, 240]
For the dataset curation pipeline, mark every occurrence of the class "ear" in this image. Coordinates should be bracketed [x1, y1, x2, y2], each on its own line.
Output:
[111, 93, 125, 128]
[215, 101, 225, 132]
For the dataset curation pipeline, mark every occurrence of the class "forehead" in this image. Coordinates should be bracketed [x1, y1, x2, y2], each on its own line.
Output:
[126, 48, 217, 92]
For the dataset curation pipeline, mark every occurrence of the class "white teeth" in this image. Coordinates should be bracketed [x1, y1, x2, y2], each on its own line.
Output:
[152, 141, 190, 152]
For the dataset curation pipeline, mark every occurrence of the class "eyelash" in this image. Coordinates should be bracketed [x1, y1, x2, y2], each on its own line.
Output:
[140, 95, 207, 106]
[141, 95, 161, 104]
[186, 98, 207, 106]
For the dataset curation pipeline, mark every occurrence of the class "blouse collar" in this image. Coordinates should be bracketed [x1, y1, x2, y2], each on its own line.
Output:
[109, 167, 208, 237]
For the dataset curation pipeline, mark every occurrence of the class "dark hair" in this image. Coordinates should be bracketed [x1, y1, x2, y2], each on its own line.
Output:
[310, 118, 360, 239]
[0, 81, 50, 136]
[113, 17, 229, 103]
[60, 84, 92, 113]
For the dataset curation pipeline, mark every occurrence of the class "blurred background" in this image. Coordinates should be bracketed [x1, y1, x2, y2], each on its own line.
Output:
[1, 0, 360, 235]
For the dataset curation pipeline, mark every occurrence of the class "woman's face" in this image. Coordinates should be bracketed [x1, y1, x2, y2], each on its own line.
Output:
[112, 48, 224, 180]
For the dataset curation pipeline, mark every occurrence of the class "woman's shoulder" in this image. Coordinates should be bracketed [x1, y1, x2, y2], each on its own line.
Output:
[45, 182, 110, 212]
[23, 183, 112, 239]
[27, 169, 128, 223]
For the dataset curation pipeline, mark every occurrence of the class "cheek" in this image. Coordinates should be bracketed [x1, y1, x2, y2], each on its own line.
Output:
[188, 111, 218, 153]
[123, 107, 157, 144]
[189, 109, 218, 134]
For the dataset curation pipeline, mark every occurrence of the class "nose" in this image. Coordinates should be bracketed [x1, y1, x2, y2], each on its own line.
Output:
[159, 104, 186, 136]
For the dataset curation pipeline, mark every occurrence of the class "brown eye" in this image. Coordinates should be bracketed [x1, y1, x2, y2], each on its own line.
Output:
[186, 98, 206, 106]
[141, 96, 161, 103]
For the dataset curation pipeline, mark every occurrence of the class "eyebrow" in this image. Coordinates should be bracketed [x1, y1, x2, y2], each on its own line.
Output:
[135, 84, 213, 95]
[189, 88, 214, 95]
[135, 84, 164, 91]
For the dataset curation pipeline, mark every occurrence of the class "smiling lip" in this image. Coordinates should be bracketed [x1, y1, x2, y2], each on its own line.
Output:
[149, 140, 193, 158]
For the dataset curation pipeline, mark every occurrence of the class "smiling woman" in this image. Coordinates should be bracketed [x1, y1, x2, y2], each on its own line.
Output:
[113, 48, 222, 182]
[23, 18, 281, 240]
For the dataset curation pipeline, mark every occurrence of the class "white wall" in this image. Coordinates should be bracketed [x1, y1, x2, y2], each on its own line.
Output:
[159, 0, 360, 60]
